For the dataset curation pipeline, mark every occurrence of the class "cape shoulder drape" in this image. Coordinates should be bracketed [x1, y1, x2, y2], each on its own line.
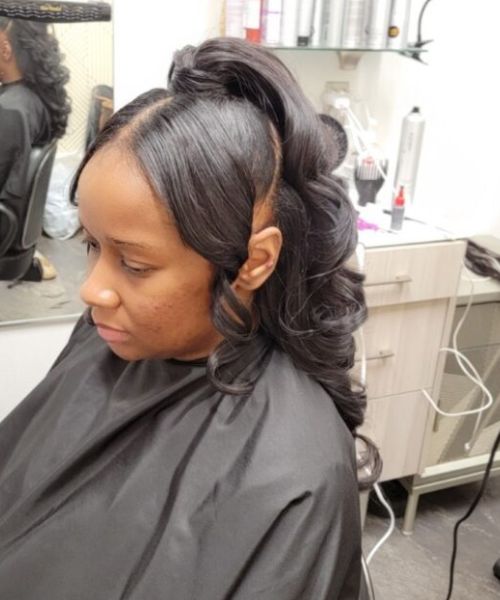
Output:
[0, 317, 365, 599]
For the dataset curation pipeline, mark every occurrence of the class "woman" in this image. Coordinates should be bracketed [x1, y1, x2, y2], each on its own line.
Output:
[0, 17, 70, 192]
[0, 17, 70, 270]
[0, 38, 378, 599]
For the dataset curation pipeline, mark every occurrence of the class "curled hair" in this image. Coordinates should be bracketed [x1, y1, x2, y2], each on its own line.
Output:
[465, 239, 500, 282]
[71, 38, 381, 487]
[0, 18, 70, 138]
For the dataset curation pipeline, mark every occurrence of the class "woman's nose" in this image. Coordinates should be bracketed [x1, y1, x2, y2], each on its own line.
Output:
[80, 261, 120, 309]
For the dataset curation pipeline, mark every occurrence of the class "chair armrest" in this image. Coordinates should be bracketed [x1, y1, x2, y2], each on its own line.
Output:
[0, 201, 18, 257]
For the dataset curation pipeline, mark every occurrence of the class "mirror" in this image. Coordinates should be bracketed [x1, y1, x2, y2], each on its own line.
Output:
[0, 2, 112, 323]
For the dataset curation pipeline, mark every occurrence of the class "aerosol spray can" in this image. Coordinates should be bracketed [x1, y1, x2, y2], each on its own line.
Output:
[387, 0, 411, 49]
[393, 106, 425, 206]
[262, 0, 283, 45]
[341, 0, 368, 48]
[325, 0, 346, 47]
[244, 0, 262, 43]
[280, 0, 299, 46]
[225, 0, 245, 38]
[366, 0, 392, 49]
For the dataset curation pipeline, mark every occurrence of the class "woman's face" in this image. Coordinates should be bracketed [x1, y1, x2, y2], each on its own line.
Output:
[77, 144, 222, 362]
[0, 29, 10, 83]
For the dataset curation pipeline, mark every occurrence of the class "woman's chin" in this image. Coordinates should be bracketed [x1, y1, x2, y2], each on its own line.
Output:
[105, 342, 144, 362]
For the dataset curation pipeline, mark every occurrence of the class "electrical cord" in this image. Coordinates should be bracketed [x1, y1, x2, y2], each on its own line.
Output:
[417, 0, 434, 47]
[366, 483, 396, 565]
[415, 261, 498, 598]
[361, 554, 377, 600]
[354, 238, 498, 593]
[420, 272, 494, 455]
[354, 241, 397, 577]
[404, 0, 434, 63]
[444, 429, 500, 600]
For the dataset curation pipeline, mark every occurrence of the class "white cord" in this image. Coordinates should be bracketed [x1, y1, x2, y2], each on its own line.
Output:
[420, 270, 495, 454]
[366, 482, 396, 565]
[420, 274, 493, 418]
[354, 241, 396, 568]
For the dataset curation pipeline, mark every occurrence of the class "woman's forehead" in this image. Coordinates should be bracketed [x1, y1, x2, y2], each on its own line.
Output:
[77, 145, 174, 240]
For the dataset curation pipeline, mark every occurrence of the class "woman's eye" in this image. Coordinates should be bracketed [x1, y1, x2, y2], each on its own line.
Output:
[82, 237, 99, 255]
[120, 260, 153, 276]
[81, 237, 152, 275]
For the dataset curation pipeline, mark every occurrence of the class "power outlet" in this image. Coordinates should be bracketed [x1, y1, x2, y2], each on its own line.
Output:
[324, 81, 350, 94]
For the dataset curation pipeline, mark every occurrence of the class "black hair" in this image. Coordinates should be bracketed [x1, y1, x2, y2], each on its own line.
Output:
[0, 18, 70, 139]
[71, 37, 381, 488]
[465, 240, 500, 282]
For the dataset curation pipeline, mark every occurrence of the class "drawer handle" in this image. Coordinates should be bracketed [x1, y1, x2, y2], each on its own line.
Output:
[355, 349, 395, 363]
[366, 349, 395, 361]
[365, 274, 413, 287]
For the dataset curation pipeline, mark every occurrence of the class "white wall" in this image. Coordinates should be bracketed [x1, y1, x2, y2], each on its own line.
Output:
[354, 0, 500, 238]
[0, 319, 77, 421]
[113, 0, 224, 108]
[113, 0, 500, 239]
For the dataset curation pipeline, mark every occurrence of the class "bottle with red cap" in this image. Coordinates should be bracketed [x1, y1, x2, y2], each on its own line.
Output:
[390, 185, 405, 230]
[244, 0, 262, 42]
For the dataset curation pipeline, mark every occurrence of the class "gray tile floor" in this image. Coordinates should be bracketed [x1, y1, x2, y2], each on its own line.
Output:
[0, 234, 85, 323]
[362, 477, 500, 599]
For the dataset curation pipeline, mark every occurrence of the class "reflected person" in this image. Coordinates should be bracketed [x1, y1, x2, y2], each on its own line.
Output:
[0, 18, 70, 254]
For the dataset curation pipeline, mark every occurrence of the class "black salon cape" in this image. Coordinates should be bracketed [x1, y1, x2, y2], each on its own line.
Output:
[0, 317, 365, 599]
[0, 82, 51, 236]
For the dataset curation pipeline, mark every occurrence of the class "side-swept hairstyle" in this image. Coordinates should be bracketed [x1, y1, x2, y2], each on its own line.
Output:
[72, 37, 381, 487]
[0, 18, 70, 139]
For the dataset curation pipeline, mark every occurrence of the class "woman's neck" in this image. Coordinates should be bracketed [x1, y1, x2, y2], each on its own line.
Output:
[1, 63, 23, 84]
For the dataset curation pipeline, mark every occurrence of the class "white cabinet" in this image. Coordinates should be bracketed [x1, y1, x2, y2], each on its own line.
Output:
[352, 239, 466, 482]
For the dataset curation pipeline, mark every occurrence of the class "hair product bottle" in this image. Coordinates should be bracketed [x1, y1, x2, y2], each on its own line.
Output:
[280, 0, 299, 46]
[262, 0, 283, 45]
[393, 107, 425, 206]
[244, 0, 262, 42]
[311, 0, 326, 46]
[366, 0, 391, 48]
[297, 0, 315, 45]
[387, 0, 411, 49]
[390, 185, 406, 230]
[341, 0, 368, 48]
[225, 0, 246, 37]
[325, 0, 346, 47]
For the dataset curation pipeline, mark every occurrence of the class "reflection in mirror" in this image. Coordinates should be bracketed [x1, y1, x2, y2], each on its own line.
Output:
[0, 2, 112, 323]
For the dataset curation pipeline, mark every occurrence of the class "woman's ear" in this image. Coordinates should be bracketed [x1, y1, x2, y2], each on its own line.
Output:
[0, 34, 12, 62]
[232, 226, 282, 294]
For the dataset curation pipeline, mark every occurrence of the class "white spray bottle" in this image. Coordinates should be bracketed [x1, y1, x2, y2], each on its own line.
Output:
[393, 106, 425, 207]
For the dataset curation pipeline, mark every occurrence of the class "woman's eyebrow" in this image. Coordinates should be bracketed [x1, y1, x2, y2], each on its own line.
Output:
[107, 237, 157, 251]
[81, 225, 157, 252]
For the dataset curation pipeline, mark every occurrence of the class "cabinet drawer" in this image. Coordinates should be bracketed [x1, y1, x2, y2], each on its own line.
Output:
[359, 390, 430, 481]
[358, 241, 465, 308]
[352, 299, 449, 398]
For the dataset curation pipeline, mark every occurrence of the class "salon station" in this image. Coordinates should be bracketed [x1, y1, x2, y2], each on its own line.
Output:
[0, 1, 499, 599]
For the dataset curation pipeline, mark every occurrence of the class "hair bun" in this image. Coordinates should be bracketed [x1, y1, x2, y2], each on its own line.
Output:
[169, 46, 227, 97]
[319, 114, 348, 171]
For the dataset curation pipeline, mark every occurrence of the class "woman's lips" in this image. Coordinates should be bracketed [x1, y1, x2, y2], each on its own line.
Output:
[95, 324, 130, 344]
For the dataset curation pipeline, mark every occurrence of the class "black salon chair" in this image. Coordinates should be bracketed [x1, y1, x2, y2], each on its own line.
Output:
[0, 140, 58, 281]
[85, 84, 113, 150]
